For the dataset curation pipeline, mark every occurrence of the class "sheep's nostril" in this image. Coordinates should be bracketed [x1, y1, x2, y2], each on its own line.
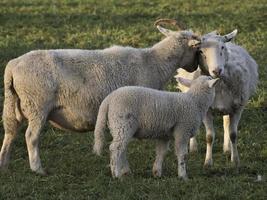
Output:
[212, 68, 222, 76]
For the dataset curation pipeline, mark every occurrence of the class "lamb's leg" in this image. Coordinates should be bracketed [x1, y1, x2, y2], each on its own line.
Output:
[25, 116, 46, 175]
[229, 108, 243, 167]
[0, 116, 19, 169]
[203, 110, 215, 167]
[174, 133, 189, 180]
[223, 115, 231, 154]
[152, 139, 169, 177]
[109, 125, 134, 178]
[189, 136, 198, 153]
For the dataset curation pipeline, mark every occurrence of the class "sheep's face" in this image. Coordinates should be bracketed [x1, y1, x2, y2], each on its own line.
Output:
[178, 75, 219, 90]
[157, 25, 200, 72]
[179, 32, 201, 72]
[198, 30, 238, 78]
[178, 75, 219, 101]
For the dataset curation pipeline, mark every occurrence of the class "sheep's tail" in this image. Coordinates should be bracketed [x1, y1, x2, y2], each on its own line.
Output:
[93, 97, 109, 156]
[2, 60, 23, 135]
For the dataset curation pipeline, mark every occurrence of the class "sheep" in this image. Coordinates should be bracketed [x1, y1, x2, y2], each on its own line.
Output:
[0, 19, 202, 175]
[176, 30, 258, 167]
[93, 76, 219, 179]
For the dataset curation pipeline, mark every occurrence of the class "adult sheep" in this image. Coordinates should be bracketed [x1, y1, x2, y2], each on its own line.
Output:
[0, 19, 201, 175]
[176, 30, 258, 167]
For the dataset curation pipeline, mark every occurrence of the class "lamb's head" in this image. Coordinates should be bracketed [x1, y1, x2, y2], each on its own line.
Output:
[198, 29, 238, 78]
[155, 19, 201, 72]
[178, 75, 219, 99]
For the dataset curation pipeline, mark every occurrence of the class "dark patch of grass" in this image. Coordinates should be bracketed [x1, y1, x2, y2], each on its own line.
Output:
[0, 0, 267, 199]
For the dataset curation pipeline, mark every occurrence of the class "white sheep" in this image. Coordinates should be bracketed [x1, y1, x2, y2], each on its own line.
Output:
[93, 76, 219, 179]
[176, 30, 258, 167]
[0, 19, 201, 175]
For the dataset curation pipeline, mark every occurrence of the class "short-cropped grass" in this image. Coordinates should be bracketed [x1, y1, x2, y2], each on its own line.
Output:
[0, 0, 266, 199]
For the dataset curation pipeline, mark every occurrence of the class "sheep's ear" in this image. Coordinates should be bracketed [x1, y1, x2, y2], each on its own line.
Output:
[208, 30, 219, 35]
[188, 39, 201, 48]
[157, 25, 173, 37]
[177, 77, 192, 87]
[222, 29, 238, 42]
[208, 78, 220, 88]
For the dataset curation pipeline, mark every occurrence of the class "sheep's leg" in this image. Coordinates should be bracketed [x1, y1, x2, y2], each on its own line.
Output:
[0, 117, 19, 169]
[109, 126, 134, 178]
[120, 151, 130, 175]
[189, 136, 198, 153]
[0, 96, 22, 169]
[174, 133, 189, 180]
[229, 108, 243, 167]
[110, 138, 129, 178]
[25, 116, 46, 175]
[203, 110, 215, 167]
[152, 139, 169, 177]
[223, 115, 231, 154]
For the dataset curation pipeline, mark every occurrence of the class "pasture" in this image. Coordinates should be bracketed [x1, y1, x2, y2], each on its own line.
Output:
[0, 0, 266, 199]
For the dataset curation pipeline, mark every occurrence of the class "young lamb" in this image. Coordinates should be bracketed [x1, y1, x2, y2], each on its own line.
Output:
[93, 76, 219, 179]
[0, 19, 202, 175]
[176, 30, 258, 167]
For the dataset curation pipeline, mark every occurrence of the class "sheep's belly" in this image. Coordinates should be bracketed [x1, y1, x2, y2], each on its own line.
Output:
[48, 108, 95, 132]
[134, 129, 173, 140]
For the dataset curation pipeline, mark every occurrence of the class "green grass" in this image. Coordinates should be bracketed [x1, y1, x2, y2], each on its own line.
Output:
[0, 0, 267, 199]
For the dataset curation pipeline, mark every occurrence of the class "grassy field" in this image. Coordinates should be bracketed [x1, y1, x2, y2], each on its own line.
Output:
[0, 0, 266, 199]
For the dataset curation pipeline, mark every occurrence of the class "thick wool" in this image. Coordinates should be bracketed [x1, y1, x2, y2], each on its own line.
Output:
[94, 76, 218, 179]
[176, 33, 258, 167]
[0, 29, 199, 174]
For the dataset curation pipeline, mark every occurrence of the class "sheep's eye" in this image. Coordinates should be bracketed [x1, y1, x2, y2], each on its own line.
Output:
[221, 46, 224, 49]
[199, 50, 203, 54]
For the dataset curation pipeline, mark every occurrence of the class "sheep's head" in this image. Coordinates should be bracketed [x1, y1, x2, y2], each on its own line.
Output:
[198, 29, 238, 78]
[154, 19, 201, 72]
[178, 75, 220, 102]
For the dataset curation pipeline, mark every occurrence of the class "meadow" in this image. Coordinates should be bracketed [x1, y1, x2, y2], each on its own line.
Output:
[0, 0, 266, 199]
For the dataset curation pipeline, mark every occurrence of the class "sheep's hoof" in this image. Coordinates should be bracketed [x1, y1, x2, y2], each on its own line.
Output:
[189, 145, 198, 154]
[179, 175, 188, 181]
[223, 144, 231, 155]
[121, 168, 131, 176]
[230, 158, 240, 169]
[223, 148, 231, 156]
[152, 169, 162, 177]
[34, 168, 49, 176]
[203, 159, 213, 168]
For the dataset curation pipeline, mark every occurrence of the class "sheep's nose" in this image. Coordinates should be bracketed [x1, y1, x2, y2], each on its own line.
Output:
[212, 68, 222, 76]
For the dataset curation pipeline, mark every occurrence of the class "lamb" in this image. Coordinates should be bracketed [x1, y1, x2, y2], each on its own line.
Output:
[93, 76, 219, 179]
[176, 30, 258, 167]
[0, 19, 202, 175]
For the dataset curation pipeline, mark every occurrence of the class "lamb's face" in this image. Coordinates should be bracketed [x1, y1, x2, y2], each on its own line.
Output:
[192, 76, 218, 92]
[178, 75, 219, 94]
[198, 30, 238, 78]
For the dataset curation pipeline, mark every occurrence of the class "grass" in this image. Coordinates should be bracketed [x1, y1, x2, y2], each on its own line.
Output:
[0, 0, 266, 199]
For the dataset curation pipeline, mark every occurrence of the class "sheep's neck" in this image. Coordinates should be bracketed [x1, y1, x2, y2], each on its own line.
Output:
[151, 37, 185, 86]
[188, 89, 213, 118]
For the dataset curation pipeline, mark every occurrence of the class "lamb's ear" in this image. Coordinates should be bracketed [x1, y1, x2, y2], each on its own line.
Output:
[177, 77, 192, 87]
[222, 29, 238, 42]
[208, 78, 220, 88]
[188, 39, 201, 48]
[157, 25, 173, 37]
